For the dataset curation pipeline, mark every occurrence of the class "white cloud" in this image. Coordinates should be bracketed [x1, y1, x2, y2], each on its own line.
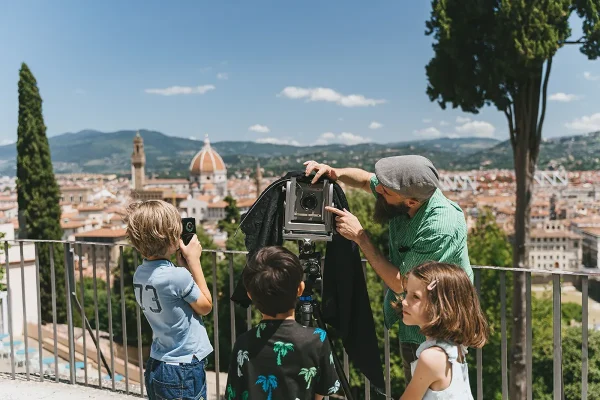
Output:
[217, 73, 228, 80]
[145, 85, 215, 96]
[249, 124, 270, 133]
[189, 136, 197, 140]
[256, 137, 301, 146]
[0, 139, 15, 146]
[549, 92, 581, 102]
[279, 86, 386, 107]
[583, 71, 599, 81]
[455, 120, 495, 138]
[413, 127, 442, 139]
[439, 120, 449, 126]
[565, 113, 600, 132]
[369, 121, 383, 130]
[422, 118, 432, 124]
[315, 132, 371, 145]
[456, 116, 471, 124]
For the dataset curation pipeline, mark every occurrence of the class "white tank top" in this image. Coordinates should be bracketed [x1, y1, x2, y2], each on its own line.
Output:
[409, 340, 474, 400]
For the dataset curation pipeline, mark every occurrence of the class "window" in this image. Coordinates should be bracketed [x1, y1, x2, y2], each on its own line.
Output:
[79, 196, 83, 202]
[192, 208, 196, 214]
[70, 195, 74, 202]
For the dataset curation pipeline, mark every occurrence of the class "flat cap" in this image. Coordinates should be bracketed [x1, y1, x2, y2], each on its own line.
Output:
[374, 155, 440, 199]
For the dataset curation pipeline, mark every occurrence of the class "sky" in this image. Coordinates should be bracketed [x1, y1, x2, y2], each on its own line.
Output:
[1, 1, 599, 147]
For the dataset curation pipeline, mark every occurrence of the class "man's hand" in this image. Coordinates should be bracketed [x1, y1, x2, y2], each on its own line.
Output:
[325, 206, 365, 244]
[303, 160, 338, 184]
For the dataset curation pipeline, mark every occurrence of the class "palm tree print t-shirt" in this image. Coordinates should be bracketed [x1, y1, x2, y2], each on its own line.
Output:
[226, 319, 340, 400]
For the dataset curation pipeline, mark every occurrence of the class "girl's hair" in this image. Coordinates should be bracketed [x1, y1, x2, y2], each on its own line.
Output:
[407, 261, 489, 348]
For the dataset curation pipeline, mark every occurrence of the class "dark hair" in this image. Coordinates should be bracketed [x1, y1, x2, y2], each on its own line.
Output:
[242, 246, 303, 317]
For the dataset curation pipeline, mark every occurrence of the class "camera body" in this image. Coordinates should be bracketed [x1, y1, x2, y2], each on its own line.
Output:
[181, 217, 196, 245]
[283, 176, 334, 241]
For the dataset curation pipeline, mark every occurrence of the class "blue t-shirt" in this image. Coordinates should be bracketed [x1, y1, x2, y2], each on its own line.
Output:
[133, 258, 213, 363]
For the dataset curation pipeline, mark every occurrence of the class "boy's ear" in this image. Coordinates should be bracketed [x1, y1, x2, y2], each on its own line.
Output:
[246, 291, 253, 300]
[297, 281, 305, 297]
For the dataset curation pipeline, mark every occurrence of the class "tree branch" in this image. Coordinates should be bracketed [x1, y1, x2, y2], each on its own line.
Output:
[537, 57, 553, 141]
[504, 104, 516, 150]
[561, 36, 586, 45]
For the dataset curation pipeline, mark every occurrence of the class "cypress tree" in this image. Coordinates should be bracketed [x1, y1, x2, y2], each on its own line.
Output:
[16, 62, 66, 323]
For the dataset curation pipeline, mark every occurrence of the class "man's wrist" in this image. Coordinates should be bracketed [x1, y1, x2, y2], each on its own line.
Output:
[356, 229, 369, 248]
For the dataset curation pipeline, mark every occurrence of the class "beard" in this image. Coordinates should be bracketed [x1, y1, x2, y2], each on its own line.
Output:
[373, 195, 411, 224]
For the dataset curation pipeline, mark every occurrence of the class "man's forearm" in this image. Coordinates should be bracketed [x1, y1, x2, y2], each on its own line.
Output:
[332, 167, 373, 192]
[357, 231, 404, 293]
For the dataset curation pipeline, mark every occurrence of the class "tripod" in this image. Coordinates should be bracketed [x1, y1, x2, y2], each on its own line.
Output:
[296, 239, 354, 400]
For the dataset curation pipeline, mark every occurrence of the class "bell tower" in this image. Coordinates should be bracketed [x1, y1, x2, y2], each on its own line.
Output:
[131, 131, 146, 191]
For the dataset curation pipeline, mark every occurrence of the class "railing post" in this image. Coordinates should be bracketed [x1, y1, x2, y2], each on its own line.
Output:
[582, 276, 589, 400]
[119, 246, 130, 394]
[526, 271, 532, 400]
[553, 274, 563, 400]
[382, 283, 391, 399]
[92, 245, 102, 387]
[474, 269, 483, 400]
[500, 271, 508, 400]
[50, 244, 59, 382]
[105, 245, 115, 390]
[212, 252, 220, 400]
[64, 242, 76, 384]
[34, 243, 43, 381]
[78, 243, 88, 385]
[228, 253, 235, 349]
[19, 242, 30, 380]
[4, 241, 15, 380]
[133, 250, 144, 397]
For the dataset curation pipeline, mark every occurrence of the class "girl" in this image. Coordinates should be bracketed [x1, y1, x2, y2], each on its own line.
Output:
[396, 262, 488, 400]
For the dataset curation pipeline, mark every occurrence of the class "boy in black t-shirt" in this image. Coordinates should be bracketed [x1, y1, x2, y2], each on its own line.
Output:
[226, 246, 340, 400]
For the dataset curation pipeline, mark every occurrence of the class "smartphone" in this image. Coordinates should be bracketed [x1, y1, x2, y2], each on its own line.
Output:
[181, 217, 196, 245]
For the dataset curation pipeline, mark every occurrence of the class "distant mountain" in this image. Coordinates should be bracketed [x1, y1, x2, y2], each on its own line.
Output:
[451, 131, 600, 170]
[0, 129, 597, 176]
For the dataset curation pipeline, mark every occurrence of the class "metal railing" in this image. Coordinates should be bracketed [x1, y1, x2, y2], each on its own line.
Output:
[0, 239, 598, 400]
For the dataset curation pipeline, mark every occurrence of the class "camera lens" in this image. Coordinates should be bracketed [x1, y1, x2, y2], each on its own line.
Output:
[300, 194, 318, 211]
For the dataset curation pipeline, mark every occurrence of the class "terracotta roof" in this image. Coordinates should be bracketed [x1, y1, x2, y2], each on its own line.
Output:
[61, 221, 87, 229]
[530, 229, 582, 239]
[208, 200, 228, 208]
[190, 137, 226, 174]
[78, 205, 105, 212]
[0, 205, 17, 211]
[75, 228, 127, 238]
[60, 186, 91, 192]
[0, 196, 17, 202]
[146, 178, 190, 185]
[581, 227, 600, 237]
[237, 198, 256, 208]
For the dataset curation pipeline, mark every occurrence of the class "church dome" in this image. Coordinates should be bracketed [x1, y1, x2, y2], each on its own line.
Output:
[190, 136, 226, 175]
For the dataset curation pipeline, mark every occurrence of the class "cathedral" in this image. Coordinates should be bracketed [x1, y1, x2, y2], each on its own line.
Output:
[130, 131, 228, 201]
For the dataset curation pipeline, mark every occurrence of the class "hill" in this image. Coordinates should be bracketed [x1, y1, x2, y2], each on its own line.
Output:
[0, 129, 598, 176]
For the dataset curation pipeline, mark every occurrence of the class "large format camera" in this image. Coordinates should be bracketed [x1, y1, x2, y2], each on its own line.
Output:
[283, 176, 334, 241]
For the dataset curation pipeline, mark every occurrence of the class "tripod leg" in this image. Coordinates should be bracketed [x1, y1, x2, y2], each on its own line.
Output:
[313, 304, 354, 400]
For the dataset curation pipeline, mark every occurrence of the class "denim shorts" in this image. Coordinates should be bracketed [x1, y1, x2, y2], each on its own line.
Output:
[145, 356, 207, 400]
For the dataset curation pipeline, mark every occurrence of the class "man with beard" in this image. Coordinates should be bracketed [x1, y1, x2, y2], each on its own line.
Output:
[303, 155, 472, 384]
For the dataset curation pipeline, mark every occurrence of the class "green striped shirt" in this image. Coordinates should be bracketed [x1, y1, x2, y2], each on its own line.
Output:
[370, 175, 472, 344]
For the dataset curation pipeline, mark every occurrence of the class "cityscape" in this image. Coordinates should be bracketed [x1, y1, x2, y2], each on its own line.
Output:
[1, 1, 600, 400]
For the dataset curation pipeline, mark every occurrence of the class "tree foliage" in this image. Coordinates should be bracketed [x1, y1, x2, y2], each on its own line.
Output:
[425, 3, 600, 397]
[16, 63, 65, 323]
